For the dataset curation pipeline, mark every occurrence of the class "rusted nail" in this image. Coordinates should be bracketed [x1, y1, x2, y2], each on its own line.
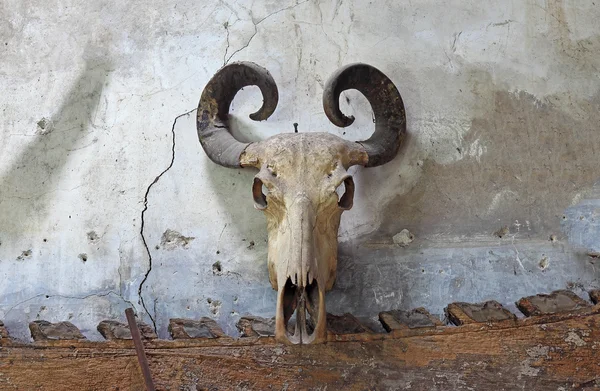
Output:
[125, 308, 155, 391]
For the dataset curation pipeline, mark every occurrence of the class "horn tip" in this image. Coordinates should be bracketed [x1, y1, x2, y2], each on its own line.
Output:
[249, 112, 268, 121]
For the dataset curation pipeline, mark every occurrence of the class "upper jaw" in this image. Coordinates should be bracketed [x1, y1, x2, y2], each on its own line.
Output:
[275, 275, 327, 344]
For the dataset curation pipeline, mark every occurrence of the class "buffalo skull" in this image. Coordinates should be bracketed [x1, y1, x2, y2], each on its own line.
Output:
[197, 62, 405, 344]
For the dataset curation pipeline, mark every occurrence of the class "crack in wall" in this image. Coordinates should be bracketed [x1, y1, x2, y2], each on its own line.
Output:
[3, 291, 135, 319]
[315, 0, 346, 66]
[223, 21, 231, 66]
[224, 0, 310, 65]
[137, 107, 197, 332]
[225, 24, 257, 65]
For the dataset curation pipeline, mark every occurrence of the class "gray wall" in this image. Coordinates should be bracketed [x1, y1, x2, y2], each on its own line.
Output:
[1, 0, 599, 340]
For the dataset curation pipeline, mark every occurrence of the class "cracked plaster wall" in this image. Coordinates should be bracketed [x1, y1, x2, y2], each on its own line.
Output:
[0, 0, 599, 340]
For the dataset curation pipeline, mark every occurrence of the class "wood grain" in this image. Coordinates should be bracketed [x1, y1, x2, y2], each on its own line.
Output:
[1, 304, 599, 390]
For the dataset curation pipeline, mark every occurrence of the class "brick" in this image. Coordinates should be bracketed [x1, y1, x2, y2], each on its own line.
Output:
[29, 320, 85, 341]
[97, 320, 157, 340]
[379, 308, 442, 331]
[589, 290, 600, 305]
[326, 313, 372, 335]
[236, 316, 275, 337]
[169, 318, 226, 339]
[0, 320, 9, 339]
[516, 290, 591, 316]
[446, 301, 516, 326]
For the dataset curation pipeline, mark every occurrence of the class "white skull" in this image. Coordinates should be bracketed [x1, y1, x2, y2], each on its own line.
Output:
[197, 62, 405, 344]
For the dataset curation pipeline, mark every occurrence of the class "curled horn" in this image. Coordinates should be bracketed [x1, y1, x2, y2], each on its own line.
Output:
[197, 62, 279, 168]
[323, 64, 406, 167]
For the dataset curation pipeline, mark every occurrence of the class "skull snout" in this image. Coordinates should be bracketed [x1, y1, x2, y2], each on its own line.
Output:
[274, 195, 327, 344]
[287, 195, 316, 287]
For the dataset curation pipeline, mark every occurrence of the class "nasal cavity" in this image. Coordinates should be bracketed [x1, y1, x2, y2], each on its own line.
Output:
[283, 277, 320, 339]
[252, 177, 268, 209]
[336, 176, 355, 210]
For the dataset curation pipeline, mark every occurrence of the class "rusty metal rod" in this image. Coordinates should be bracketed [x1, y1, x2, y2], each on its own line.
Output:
[125, 308, 156, 391]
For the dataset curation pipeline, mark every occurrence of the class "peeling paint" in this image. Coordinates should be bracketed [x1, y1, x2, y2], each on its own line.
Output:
[160, 229, 195, 250]
[207, 298, 222, 316]
[538, 256, 549, 271]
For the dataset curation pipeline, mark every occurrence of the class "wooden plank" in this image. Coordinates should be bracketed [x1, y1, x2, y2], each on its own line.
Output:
[1, 305, 599, 390]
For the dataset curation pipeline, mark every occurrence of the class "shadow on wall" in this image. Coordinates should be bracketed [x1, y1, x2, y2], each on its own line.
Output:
[204, 114, 267, 242]
[0, 57, 108, 244]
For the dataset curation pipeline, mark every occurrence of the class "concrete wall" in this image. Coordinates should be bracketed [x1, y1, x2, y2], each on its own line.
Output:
[1, 0, 598, 340]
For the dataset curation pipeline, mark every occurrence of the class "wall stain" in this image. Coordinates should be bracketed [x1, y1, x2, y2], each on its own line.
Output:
[376, 75, 600, 239]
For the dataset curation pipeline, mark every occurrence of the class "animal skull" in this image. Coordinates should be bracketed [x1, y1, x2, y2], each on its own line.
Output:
[197, 62, 405, 344]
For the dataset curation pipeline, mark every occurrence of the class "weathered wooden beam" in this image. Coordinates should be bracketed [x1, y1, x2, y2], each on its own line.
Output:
[1, 304, 599, 390]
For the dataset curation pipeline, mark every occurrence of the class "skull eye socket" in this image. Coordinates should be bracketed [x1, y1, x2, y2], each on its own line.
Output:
[252, 177, 268, 210]
[336, 176, 355, 210]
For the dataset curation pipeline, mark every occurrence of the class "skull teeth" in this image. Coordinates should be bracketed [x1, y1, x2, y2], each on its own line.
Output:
[276, 273, 326, 344]
[288, 272, 314, 288]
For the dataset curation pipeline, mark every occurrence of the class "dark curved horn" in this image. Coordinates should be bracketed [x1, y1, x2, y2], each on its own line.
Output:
[323, 63, 406, 167]
[197, 62, 278, 168]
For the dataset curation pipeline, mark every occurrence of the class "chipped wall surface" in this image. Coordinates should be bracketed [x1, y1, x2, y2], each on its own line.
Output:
[0, 0, 599, 340]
